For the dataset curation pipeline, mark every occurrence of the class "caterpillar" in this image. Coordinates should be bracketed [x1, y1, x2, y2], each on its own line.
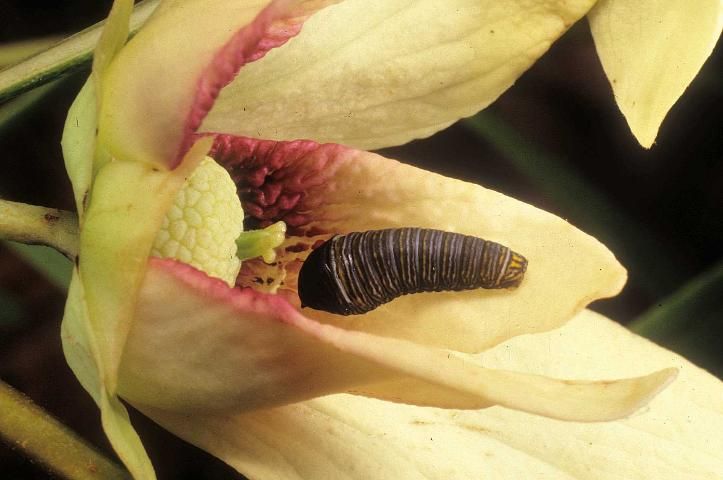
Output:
[297, 228, 527, 315]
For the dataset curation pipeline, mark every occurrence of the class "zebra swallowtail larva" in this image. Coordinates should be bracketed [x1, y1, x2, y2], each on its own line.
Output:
[298, 228, 527, 315]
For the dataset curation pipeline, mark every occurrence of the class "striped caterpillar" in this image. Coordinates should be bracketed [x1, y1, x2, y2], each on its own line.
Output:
[298, 228, 527, 315]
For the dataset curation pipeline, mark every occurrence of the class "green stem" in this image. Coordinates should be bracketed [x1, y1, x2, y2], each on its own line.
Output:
[236, 221, 287, 263]
[0, 379, 129, 480]
[0, 199, 79, 260]
[0, 0, 158, 103]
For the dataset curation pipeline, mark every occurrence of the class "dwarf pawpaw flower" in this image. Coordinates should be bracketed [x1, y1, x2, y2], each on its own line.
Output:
[58, 1, 722, 479]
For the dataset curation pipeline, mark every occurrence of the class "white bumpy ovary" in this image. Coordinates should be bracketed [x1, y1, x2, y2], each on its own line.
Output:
[151, 156, 244, 286]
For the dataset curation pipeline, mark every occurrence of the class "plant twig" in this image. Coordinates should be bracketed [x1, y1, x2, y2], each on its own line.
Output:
[0, 379, 129, 480]
[0, 199, 79, 260]
[0, 0, 158, 103]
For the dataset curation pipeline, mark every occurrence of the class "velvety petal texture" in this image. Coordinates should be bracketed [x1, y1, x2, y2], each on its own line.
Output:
[100, 0, 597, 168]
[202, 0, 598, 149]
[144, 310, 723, 480]
[211, 137, 626, 352]
[99, 0, 338, 167]
[61, 79, 96, 218]
[120, 259, 673, 422]
[589, 0, 723, 147]
[119, 258, 387, 413]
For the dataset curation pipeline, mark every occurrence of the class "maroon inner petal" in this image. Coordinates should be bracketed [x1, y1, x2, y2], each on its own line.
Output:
[208, 134, 352, 296]
[209, 134, 347, 237]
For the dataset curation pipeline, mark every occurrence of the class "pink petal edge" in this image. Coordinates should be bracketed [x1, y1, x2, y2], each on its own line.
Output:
[135, 258, 676, 423]
[178, 0, 340, 166]
[148, 256, 302, 321]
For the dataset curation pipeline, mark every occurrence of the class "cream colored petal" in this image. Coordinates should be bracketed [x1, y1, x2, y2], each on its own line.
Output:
[62, 0, 139, 219]
[58, 3, 182, 478]
[120, 258, 670, 422]
[101, 0, 596, 167]
[589, 0, 723, 148]
[98, 391, 156, 480]
[61, 269, 156, 480]
[92, 0, 134, 81]
[61, 79, 96, 219]
[301, 153, 625, 351]
[144, 310, 722, 480]
[211, 137, 626, 352]
[61, 270, 102, 405]
[61, 145, 207, 479]
[99, 0, 337, 167]
[78, 140, 207, 394]
[118, 258, 390, 413]
[203, 0, 597, 150]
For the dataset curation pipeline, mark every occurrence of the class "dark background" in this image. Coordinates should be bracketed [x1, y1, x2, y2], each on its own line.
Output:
[1, 1, 721, 478]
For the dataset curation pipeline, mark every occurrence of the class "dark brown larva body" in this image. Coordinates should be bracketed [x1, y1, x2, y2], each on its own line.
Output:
[297, 228, 527, 315]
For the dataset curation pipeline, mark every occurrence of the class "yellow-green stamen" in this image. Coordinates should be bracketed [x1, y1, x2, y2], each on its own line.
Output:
[236, 221, 286, 264]
[151, 157, 287, 287]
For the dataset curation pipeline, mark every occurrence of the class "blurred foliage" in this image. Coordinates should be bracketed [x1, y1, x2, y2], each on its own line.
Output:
[0, 288, 23, 328]
[0, 81, 60, 129]
[3, 242, 71, 291]
[464, 112, 685, 297]
[631, 259, 723, 376]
